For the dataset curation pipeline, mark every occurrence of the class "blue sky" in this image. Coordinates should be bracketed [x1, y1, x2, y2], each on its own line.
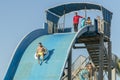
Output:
[0, 0, 120, 79]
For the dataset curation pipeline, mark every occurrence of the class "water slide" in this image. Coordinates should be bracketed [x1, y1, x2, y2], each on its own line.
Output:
[4, 26, 91, 80]
[13, 33, 76, 80]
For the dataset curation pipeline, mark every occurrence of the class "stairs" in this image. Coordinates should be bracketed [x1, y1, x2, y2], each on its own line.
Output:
[86, 43, 108, 70]
[76, 34, 109, 70]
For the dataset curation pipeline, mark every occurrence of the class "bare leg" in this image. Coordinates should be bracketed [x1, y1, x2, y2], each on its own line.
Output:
[41, 55, 44, 63]
[38, 55, 40, 64]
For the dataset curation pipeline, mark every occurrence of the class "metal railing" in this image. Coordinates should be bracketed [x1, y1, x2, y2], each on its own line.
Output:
[61, 55, 89, 80]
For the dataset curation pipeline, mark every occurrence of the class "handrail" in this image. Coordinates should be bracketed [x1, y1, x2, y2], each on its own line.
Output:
[61, 56, 90, 80]
[72, 56, 90, 79]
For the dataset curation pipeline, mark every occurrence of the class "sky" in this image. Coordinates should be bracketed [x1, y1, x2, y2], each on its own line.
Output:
[0, 0, 120, 79]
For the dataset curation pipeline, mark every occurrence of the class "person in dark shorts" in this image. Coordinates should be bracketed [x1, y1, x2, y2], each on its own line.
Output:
[73, 12, 84, 32]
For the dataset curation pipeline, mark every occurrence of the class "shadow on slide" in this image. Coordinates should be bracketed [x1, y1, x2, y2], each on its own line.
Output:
[44, 49, 55, 64]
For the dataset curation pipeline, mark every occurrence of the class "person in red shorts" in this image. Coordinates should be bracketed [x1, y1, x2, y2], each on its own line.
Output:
[73, 12, 84, 32]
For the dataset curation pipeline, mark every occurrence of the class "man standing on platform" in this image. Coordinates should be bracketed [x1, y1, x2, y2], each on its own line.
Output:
[73, 12, 84, 32]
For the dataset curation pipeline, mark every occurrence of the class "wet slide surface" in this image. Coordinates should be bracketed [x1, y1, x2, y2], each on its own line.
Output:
[13, 33, 75, 80]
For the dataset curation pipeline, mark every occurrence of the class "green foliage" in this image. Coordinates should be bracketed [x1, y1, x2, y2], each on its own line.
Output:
[116, 59, 120, 76]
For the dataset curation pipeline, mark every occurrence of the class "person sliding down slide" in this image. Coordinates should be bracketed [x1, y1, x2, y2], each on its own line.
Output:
[35, 43, 46, 64]
[34, 42, 49, 65]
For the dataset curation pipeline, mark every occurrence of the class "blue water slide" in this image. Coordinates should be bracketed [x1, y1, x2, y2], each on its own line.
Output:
[4, 25, 95, 80]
